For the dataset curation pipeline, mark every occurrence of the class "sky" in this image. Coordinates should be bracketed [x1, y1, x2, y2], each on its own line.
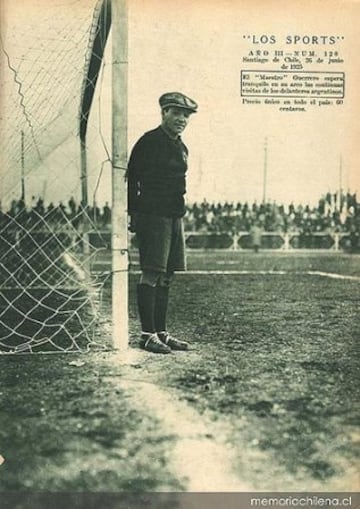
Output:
[93, 0, 360, 207]
[1, 0, 359, 208]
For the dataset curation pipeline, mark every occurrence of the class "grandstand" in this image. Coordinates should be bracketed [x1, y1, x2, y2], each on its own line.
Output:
[184, 192, 359, 235]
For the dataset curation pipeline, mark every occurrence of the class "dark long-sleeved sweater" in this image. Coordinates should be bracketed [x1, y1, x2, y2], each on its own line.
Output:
[127, 126, 189, 218]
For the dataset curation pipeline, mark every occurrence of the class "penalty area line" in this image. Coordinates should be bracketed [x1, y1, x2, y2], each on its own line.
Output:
[180, 270, 287, 275]
[178, 270, 360, 281]
[94, 268, 360, 282]
[306, 270, 360, 282]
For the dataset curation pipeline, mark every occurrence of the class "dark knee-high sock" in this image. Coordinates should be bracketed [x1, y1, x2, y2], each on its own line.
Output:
[154, 285, 170, 332]
[137, 284, 156, 334]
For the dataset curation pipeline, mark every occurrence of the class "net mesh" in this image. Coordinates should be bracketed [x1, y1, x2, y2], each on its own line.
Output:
[0, 0, 113, 353]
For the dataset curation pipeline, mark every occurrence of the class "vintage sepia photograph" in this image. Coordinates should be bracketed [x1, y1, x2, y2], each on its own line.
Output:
[0, 0, 359, 507]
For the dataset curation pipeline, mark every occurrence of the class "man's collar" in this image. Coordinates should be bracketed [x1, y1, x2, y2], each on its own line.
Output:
[160, 124, 180, 141]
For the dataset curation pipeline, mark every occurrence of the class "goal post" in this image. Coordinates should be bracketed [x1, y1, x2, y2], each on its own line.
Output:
[111, 0, 129, 351]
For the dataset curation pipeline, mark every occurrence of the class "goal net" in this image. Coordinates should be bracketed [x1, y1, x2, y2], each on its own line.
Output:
[0, 0, 113, 353]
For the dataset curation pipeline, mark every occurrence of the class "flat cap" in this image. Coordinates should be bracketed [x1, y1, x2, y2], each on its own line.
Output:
[159, 92, 198, 113]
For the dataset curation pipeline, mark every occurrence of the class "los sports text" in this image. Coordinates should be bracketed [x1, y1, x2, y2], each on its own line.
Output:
[243, 34, 344, 45]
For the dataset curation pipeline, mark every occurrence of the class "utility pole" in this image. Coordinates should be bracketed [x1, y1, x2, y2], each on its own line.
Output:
[262, 137, 268, 203]
[337, 154, 342, 212]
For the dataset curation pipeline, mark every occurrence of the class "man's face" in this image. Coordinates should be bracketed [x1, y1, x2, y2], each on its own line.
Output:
[161, 107, 191, 137]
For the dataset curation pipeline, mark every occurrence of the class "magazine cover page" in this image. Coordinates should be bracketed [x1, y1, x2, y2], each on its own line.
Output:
[0, 0, 359, 507]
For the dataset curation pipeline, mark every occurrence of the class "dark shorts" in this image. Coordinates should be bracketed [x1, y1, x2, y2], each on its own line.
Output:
[136, 214, 186, 273]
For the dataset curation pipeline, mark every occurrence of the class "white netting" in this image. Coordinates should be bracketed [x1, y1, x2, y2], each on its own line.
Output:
[0, 0, 113, 353]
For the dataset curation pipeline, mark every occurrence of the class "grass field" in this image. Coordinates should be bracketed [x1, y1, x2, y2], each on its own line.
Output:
[0, 250, 359, 493]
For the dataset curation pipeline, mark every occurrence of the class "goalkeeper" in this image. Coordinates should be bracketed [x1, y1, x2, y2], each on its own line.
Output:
[127, 92, 198, 354]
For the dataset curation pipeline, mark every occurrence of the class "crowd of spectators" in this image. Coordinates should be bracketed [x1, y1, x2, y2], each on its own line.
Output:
[0, 197, 112, 230]
[1, 192, 359, 237]
[183, 192, 360, 236]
